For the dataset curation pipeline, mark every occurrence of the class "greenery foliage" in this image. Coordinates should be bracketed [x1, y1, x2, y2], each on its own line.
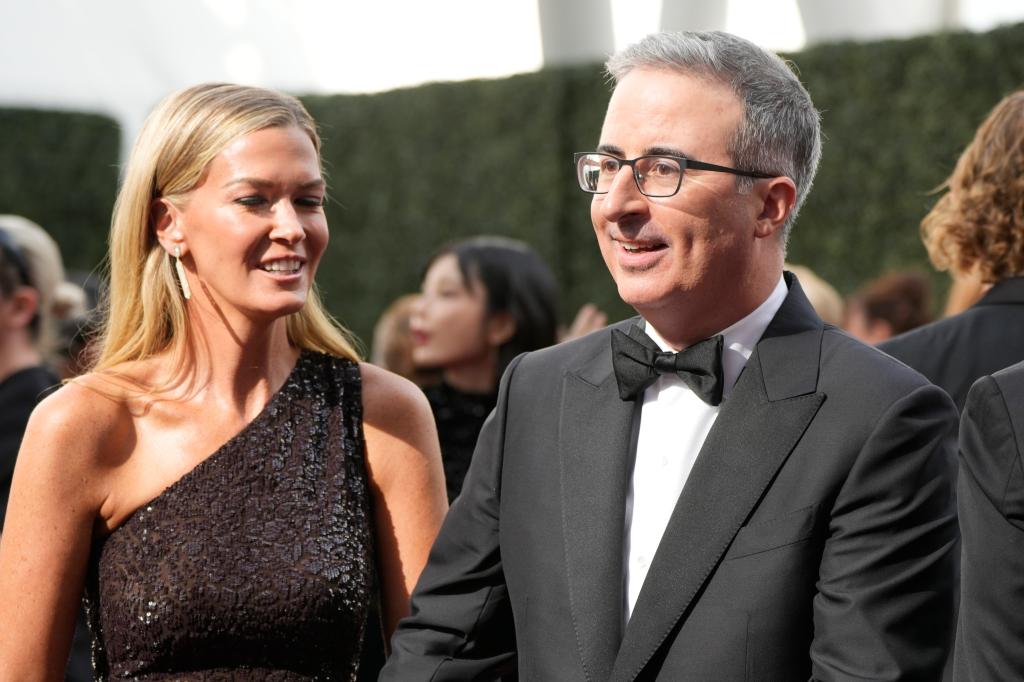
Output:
[0, 108, 120, 272]
[788, 22, 1024, 299]
[304, 64, 631, 340]
[3, 22, 1024, 344]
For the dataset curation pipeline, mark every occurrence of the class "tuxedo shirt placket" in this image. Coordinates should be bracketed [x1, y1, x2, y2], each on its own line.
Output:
[624, 374, 718, 622]
[622, 276, 788, 625]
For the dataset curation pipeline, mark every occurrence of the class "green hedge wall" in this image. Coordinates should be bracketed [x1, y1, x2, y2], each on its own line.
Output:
[788, 22, 1024, 298]
[3, 22, 1024, 346]
[0, 108, 120, 271]
[302, 65, 624, 341]
[306, 21, 1024, 342]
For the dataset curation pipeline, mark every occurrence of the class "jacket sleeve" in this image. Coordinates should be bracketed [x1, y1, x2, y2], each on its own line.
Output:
[954, 374, 1024, 681]
[379, 355, 522, 681]
[810, 383, 959, 681]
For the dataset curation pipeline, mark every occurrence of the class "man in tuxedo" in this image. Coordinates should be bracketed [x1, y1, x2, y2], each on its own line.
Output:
[382, 31, 958, 681]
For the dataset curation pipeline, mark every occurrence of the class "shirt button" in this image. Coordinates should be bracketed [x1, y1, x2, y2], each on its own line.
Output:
[636, 555, 647, 567]
[660, 456, 669, 468]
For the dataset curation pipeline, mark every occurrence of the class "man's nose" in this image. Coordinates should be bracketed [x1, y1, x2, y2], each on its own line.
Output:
[599, 166, 648, 223]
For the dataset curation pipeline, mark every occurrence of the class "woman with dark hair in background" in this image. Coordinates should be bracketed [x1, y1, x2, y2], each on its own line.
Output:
[411, 236, 559, 502]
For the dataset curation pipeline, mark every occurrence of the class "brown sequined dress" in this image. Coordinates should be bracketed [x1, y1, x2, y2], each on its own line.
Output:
[83, 352, 375, 680]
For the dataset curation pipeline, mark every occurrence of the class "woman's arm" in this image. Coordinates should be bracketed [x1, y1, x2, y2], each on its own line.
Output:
[361, 363, 447, 640]
[0, 382, 115, 679]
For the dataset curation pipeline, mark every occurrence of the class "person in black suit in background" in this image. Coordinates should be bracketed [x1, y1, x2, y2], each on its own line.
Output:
[881, 91, 1024, 411]
[381, 30, 959, 681]
[956, 360, 1024, 679]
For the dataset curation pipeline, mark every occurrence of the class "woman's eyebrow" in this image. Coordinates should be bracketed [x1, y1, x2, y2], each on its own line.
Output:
[221, 177, 326, 190]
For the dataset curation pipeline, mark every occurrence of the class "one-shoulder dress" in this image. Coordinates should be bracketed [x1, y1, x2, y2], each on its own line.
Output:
[83, 352, 375, 680]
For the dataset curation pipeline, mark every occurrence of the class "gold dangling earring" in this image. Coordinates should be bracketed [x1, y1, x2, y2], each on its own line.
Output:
[174, 245, 191, 300]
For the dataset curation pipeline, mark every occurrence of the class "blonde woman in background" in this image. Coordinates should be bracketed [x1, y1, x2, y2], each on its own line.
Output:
[783, 263, 843, 326]
[0, 215, 85, 527]
[0, 215, 91, 680]
[0, 84, 447, 680]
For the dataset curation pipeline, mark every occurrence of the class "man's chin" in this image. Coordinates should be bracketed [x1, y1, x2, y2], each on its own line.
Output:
[616, 285, 671, 316]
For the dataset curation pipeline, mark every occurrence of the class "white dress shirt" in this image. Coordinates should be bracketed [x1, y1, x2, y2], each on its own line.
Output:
[623, 276, 788, 623]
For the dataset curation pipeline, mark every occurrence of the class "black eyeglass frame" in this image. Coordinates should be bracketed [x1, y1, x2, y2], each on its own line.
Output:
[574, 151, 774, 198]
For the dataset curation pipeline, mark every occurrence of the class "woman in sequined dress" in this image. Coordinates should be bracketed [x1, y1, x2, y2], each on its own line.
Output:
[0, 84, 448, 680]
[410, 237, 561, 502]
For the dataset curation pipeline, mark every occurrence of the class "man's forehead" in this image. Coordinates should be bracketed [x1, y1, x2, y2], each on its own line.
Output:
[607, 68, 738, 111]
[599, 69, 741, 156]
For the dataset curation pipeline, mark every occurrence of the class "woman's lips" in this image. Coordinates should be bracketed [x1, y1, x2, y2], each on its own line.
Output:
[410, 329, 430, 346]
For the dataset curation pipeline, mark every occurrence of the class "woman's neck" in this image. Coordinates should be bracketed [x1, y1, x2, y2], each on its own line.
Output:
[170, 307, 299, 418]
[443, 356, 498, 395]
[0, 335, 42, 384]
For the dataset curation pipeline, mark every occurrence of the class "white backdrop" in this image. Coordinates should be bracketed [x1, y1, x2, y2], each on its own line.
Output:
[2, 0, 1022, 152]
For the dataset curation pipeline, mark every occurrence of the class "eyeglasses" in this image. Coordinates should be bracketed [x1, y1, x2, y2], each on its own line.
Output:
[0, 227, 31, 288]
[574, 152, 773, 198]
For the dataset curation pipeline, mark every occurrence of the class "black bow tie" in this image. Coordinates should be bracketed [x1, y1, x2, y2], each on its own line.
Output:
[610, 326, 725, 405]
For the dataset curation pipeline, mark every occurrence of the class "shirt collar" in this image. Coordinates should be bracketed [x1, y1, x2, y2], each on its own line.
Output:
[644, 275, 788, 395]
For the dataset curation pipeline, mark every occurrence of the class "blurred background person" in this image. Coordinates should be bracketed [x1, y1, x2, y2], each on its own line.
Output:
[54, 272, 104, 381]
[784, 263, 844, 326]
[943, 265, 989, 318]
[411, 236, 559, 502]
[845, 269, 933, 345]
[370, 293, 440, 386]
[560, 301, 608, 341]
[0, 214, 91, 681]
[881, 90, 1024, 410]
[0, 215, 68, 527]
[358, 242, 598, 679]
[0, 84, 447, 679]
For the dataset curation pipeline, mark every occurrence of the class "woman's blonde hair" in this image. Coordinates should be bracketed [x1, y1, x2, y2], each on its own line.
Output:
[0, 214, 85, 359]
[921, 91, 1024, 283]
[93, 83, 359, 376]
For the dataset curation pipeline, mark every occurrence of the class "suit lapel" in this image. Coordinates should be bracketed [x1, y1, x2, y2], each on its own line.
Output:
[609, 275, 827, 681]
[560, 320, 638, 680]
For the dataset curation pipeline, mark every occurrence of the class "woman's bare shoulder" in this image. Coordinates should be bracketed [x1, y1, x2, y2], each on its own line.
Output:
[358, 363, 440, 468]
[23, 364, 151, 469]
[359, 362, 434, 427]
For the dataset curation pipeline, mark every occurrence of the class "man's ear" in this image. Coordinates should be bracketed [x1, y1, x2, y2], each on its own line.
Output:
[486, 311, 516, 348]
[754, 176, 797, 240]
[3, 286, 40, 330]
[152, 197, 186, 255]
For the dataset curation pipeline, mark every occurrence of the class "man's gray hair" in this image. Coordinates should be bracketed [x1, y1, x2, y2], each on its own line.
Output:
[606, 31, 822, 243]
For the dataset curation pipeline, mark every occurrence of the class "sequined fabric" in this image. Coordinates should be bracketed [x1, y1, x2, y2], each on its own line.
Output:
[83, 352, 374, 680]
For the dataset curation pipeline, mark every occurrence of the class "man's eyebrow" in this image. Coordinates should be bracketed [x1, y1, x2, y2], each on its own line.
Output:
[221, 177, 326, 190]
[594, 144, 694, 158]
[645, 145, 690, 158]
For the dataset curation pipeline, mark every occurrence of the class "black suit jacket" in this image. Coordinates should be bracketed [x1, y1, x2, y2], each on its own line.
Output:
[0, 365, 58, 528]
[383, 276, 959, 681]
[954, 361, 1024, 680]
[879, 276, 1024, 411]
